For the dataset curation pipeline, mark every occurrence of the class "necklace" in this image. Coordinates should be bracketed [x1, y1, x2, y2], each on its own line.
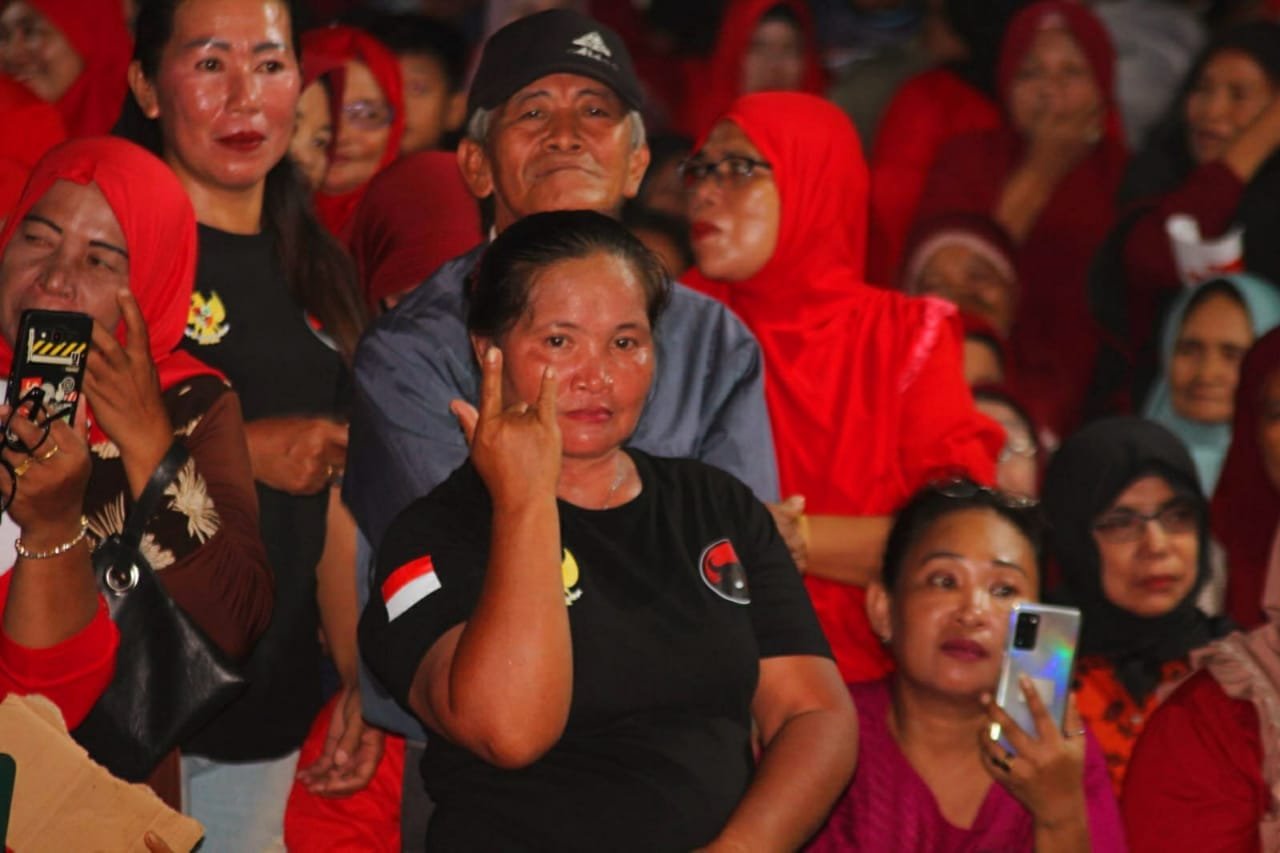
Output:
[599, 453, 628, 510]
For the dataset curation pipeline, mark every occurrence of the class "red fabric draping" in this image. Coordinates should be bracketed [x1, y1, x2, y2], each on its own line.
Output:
[917, 1, 1128, 437]
[676, 0, 826, 139]
[304, 26, 405, 243]
[349, 150, 482, 311]
[685, 93, 1002, 681]
[0, 137, 220, 438]
[0, 75, 66, 219]
[24, 0, 131, 137]
[1213, 327, 1280, 629]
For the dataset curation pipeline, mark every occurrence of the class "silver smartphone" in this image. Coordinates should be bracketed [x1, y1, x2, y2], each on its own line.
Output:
[992, 602, 1081, 753]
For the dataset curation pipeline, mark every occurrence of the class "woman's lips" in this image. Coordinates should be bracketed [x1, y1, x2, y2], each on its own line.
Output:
[690, 221, 719, 239]
[564, 407, 611, 423]
[216, 131, 267, 152]
[1139, 574, 1182, 593]
[940, 638, 989, 660]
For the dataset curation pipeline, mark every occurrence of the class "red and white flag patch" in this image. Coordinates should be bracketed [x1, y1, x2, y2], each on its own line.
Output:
[382, 555, 442, 621]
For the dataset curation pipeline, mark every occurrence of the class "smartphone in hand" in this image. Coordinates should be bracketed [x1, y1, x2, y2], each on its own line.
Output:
[993, 602, 1081, 753]
[4, 309, 92, 448]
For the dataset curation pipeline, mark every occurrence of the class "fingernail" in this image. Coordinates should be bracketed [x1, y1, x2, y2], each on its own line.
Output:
[544, 367, 556, 379]
[486, 348, 498, 364]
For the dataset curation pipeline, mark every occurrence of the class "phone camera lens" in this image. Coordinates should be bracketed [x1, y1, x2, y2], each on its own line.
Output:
[1013, 612, 1040, 650]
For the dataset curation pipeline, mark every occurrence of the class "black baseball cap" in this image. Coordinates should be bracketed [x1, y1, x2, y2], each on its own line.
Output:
[467, 9, 644, 120]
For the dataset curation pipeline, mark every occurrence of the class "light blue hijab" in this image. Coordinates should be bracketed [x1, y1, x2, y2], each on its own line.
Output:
[1143, 273, 1280, 493]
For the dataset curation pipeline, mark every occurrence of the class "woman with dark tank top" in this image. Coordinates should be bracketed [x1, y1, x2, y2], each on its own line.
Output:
[117, 0, 369, 846]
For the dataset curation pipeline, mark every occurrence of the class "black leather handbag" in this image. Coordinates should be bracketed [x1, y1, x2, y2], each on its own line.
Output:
[72, 441, 246, 782]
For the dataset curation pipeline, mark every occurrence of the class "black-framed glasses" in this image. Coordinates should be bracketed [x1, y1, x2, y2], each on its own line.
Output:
[1092, 498, 1200, 543]
[931, 475, 1039, 509]
[677, 156, 773, 190]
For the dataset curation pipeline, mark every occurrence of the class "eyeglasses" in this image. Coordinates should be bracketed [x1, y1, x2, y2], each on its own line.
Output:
[1092, 498, 1200, 543]
[342, 100, 394, 130]
[677, 156, 773, 190]
[932, 475, 1039, 509]
[997, 438, 1038, 465]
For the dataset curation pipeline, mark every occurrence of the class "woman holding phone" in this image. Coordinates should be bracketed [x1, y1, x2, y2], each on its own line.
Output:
[0, 135, 273, 805]
[807, 480, 1123, 851]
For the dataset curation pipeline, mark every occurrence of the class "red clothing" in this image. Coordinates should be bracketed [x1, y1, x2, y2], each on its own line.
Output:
[0, 571, 117, 729]
[867, 68, 1002, 286]
[305, 27, 406, 244]
[676, 0, 826, 139]
[686, 93, 1002, 682]
[1213, 329, 1280, 629]
[24, 0, 132, 138]
[284, 693, 405, 853]
[917, 2, 1128, 436]
[1123, 670, 1266, 853]
[349, 151, 483, 311]
[0, 76, 66, 218]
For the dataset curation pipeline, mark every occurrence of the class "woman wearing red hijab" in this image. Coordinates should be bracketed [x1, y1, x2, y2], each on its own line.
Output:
[1212, 327, 1280, 629]
[303, 26, 405, 243]
[0, 136, 273, 804]
[0, 0, 131, 137]
[685, 91, 1003, 683]
[918, 1, 1128, 439]
[677, 0, 826, 140]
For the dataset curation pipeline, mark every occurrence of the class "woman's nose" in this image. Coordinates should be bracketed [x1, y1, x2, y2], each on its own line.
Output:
[36, 253, 73, 297]
[570, 355, 612, 392]
[226, 67, 263, 112]
[956, 587, 993, 624]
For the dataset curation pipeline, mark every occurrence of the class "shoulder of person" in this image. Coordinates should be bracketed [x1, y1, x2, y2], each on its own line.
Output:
[663, 282, 761, 349]
[636, 450, 759, 507]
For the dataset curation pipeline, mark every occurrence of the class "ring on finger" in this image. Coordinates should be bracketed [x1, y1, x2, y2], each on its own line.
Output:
[13, 457, 33, 478]
[37, 443, 60, 462]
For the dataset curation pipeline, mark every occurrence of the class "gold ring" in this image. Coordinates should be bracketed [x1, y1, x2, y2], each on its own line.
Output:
[37, 443, 60, 462]
[13, 458, 32, 478]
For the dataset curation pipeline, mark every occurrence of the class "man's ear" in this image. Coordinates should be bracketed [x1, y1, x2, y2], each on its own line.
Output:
[469, 333, 493, 364]
[127, 60, 161, 119]
[622, 140, 651, 201]
[457, 137, 494, 200]
[865, 580, 893, 645]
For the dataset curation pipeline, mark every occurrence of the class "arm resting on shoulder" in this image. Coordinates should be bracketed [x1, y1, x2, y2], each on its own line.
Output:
[801, 515, 892, 587]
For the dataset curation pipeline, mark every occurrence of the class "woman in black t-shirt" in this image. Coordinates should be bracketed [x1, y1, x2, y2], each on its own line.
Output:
[359, 210, 857, 851]
[117, 0, 371, 846]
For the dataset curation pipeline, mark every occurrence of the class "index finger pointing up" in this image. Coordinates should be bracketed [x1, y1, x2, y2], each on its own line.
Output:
[116, 288, 151, 360]
[535, 366, 558, 424]
[478, 346, 504, 424]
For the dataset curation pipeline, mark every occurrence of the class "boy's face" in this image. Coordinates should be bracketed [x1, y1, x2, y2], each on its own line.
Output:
[398, 52, 464, 153]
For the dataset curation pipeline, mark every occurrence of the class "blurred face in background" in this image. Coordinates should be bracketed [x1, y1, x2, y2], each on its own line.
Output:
[1092, 476, 1199, 617]
[1007, 26, 1102, 137]
[322, 59, 393, 194]
[1169, 291, 1253, 424]
[914, 243, 1017, 337]
[0, 0, 82, 102]
[976, 397, 1038, 498]
[397, 52, 464, 153]
[1186, 50, 1276, 165]
[290, 79, 332, 191]
[687, 121, 779, 282]
[741, 15, 805, 95]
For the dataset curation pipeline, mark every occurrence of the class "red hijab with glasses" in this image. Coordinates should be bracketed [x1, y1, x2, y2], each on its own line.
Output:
[1213, 328, 1280, 629]
[918, 1, 1128, 438]
[303, 26, 405, 243]
[685, 92, 1002, 682]
[0, 137, 218, 440]
[23, 0, 132, 137]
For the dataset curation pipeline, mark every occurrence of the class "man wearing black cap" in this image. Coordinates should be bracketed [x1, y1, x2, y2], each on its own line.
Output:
[343, 12, 779, 838]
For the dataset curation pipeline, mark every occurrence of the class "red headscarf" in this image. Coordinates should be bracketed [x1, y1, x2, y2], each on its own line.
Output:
[1213, 328, 1280, 629]
[24, 0, 132, 137]
[0, 75, 66, 220]
[303, 26, 405, 243]
[0, 138, 219, 438]
[685, 92, 1003, 681]
[349, 151, 482, 312]
[677, 0, 826, 139]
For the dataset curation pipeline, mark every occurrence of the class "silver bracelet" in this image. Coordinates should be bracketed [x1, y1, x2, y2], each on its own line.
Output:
[15, 516, 90, 559]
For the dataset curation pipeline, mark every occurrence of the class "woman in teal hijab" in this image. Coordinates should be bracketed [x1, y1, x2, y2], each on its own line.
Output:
[1143, 273, 1280, 492]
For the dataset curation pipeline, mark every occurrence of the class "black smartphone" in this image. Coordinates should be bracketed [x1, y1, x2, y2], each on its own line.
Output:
[5, 309, 92, 427]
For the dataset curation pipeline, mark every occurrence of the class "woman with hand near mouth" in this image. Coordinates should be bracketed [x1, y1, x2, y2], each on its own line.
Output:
[1143, 274, 1280, 495]
[0, 0, 131, 137]
[807, 479, 1123, 852]
[683, 91, 1003, 685]
[1042, 416, 1229, 795]
[119, 0, 368, 846]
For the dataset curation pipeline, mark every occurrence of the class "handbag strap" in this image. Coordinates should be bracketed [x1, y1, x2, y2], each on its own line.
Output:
[120, 441, 190, 551]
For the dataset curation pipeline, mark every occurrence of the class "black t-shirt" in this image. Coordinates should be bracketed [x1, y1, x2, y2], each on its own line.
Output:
[182, 224, 345, 760]
[359, 450, 830, 852]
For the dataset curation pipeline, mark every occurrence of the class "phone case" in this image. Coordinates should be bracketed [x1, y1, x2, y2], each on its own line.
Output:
[993, 602, 1081, 753]
[4, 309, 92, 419]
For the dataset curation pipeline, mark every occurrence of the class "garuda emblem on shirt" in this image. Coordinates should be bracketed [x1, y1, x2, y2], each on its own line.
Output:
[186, 291, 230, 345]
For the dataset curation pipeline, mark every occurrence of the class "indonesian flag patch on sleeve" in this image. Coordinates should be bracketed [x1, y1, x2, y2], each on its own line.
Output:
[382, 555, 442, 621]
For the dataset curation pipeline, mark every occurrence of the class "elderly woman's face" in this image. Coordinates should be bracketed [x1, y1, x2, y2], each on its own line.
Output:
[490, 250, 654, 460]
[1169, 291, 1252, 425]
[321, 59, 393, 195]
[1186, 50, 1276, 165]
[1007, 26, 1101, 137]
[687, 120, 780, 282]
[0, 1, 82, 103]
[1091, 475, 1199, 617]
[915, 243, 1016, 337]
[0, 180, 129, 345]
[137, 0, 300, 195]
[871, 507, 1038, 700]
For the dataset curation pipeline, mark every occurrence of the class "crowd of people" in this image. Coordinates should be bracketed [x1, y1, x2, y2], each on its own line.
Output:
[3, 0, 1280, 850]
